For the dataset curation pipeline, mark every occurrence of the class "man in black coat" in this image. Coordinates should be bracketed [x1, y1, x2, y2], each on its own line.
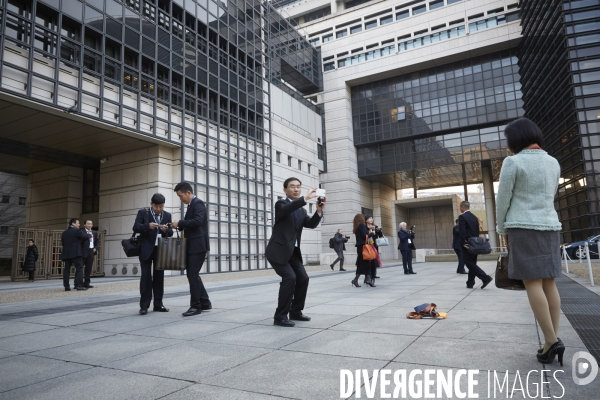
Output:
[458, 201, 493, 289]
[172, 182, 212, 317]
[330, 229, 348, 271]
[133, 193, 173, 315]
[81, 219, 100, 288]
[452, 219, 467, 274]
[265, 177, 324, 327]
[60, 218, 88, 291]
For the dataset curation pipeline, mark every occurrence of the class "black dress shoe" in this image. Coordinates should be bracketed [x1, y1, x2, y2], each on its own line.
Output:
[481, 277, 493, 289]
[374, 276, 380, 279]
[65, 287, 71, 292]
[466, 285, 474, 289]
[274, 318, 295, 327]
[153, 305, 169, 312]
[139, 308, 148, 315]
[404, 272, 409, 275]
[340, 268, 346, 271]
[182, 307, 202, 317]
[75, 286, 88, 291]
[409, 272, 417, 274]
[201, 304, 212, 310]
[289, 313, 311, 321]
[84, 285, 94, 288]
[458, 272, 468, 274]
[330, 264, 334, 270]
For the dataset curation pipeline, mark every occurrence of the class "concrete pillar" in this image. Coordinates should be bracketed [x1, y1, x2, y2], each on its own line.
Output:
[331, 0, 344, 13]
[482, 165, 497, 248]
[98, 145, 180, 277]
[26, 166, 83, 229]
[372, 182, 396, 260]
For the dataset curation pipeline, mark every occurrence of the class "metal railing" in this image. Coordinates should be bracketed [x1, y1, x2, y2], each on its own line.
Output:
[11, 227, 105, 281]
[562, 243, 595, 287]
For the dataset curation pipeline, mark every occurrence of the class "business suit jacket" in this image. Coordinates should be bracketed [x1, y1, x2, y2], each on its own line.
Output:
[398, 229, 415, 251]
[333, 233, 347, 251]
[177, 197, 209, 254]
[133, 208, 174, 261]
[265, 197, 322, 265]
[458, 211, 480, 245]
[60, 226, 87, 260]
[80, 229, 100, 258]
[452, 226, 462, 250]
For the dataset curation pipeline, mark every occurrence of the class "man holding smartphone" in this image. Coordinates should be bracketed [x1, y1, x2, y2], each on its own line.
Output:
[133, 193, 173, 315]
[265, 178, 325, 327]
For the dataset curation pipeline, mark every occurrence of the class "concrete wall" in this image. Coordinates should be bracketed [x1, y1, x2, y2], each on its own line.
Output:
[0, 172, 27, 258]
[98, 145, 180, 277]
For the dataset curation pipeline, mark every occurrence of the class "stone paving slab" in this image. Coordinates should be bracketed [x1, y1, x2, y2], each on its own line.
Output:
[0, 327, 112, 353]
[160, 384, 284, 400]
[0, 320, 57, 338]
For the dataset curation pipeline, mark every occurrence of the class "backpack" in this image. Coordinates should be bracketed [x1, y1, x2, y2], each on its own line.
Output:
[329, 237, 335, 249]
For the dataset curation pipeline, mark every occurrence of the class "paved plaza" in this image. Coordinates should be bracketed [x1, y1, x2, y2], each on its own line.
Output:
[0, 261, 598, 399]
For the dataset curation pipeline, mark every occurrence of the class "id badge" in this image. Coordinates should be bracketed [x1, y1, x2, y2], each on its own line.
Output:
[155, 233, 161, 246]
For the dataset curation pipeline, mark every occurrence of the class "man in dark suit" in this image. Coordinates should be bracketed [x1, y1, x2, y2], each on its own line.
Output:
[172, 182, 212, 317]
[330, 229, 348, 271]
[458, 201, 493, 289]
[398, 222, 416, 274]
[81, 219, 100, 288]
[453, 219, 467, 274]
[60, 218, 88, 291]
[133, 193, 173, 315]
[265, 177, 324, 327]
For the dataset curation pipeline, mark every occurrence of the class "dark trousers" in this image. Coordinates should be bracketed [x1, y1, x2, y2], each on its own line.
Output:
[83, 252, 95, 286]
[332, 249, 344, 269]
[63, 257, 83, 288]
[270, 247, 309, 320]
[28, 271, 35, 281]
[401, 250, 413, 273]
[187, 251, 211, 308]
[454, 248, 466, 273]
[139, 248, 165, 309]
[463, 251, 489, 287]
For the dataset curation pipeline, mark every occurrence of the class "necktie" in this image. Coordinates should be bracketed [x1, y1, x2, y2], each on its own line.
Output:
[155, 214, 161, 225]
[286, 199, 300, 223]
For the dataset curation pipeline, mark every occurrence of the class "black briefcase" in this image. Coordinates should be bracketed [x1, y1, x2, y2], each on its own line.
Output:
[495, 252, 525, 290]
[156, 231, 187, 270]
[467, 237, 492, 254]
[122, 233, 141, 257]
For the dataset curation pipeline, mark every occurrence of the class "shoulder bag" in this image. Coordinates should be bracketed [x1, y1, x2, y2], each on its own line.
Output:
[121, 208, 149, 257]
[375, 235, 389, 247]
[362, 236, 378, 261]
[467, 237, 492, 254]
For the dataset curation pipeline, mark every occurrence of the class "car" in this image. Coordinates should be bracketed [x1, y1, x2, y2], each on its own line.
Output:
[562, 234, 600, 260]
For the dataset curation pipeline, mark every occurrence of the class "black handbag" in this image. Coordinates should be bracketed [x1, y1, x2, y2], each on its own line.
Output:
[467, 237, 492, 254]
[156, 230, 187, 270]
[495, 252, 525, 290]
[122, 233, 142, 257]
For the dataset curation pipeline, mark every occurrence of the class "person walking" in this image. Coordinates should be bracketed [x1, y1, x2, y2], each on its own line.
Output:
[459, 201, 493, 289]
[172, 182, 213, 317]
[80, 220, 100, 289]
[352, 214, 375, 287]
[330, 229, 348, 271]
[453, 219, 467, 274]
[265, 177, 324, 327]
[60, 218, 88, 291]
[133, 193, 173, 315]
[496, 118, 565, 366]
[365, 216, 382, 280]
[22, 239, 38, 282]
[398, 222, 416, 275]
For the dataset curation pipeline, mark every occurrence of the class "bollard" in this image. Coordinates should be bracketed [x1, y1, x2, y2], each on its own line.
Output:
[585, 242, 595, 287]
[563, 245, 569, 274]
[579, 245, 583, 263]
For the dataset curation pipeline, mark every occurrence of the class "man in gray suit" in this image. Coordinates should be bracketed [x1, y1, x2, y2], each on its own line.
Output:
[330, 229, 348, 271]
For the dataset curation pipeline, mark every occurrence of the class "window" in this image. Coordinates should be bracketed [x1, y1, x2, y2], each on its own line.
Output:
[361, 207, 373, 216]
[380, 15, 393, 25]
[365, 20, 377, 30]
[309, 38, 320, 46]
[324, 62, 335, 71]
[0, 227, 8, 235]
[1, 196, 9, 204]
[396, 10, 409, 20]
[350, 25, 362, 34]
[336, 30, 347, 38]
[308, 164, 312, 174]
[323, 33, 333, 42]
[448, 0, 462, 3]
[276, 151, 281, 163]
[430, 0, 444, 10]
[288, 156, 292, 167]
[19, 197, 26, 205]
[82, 167, 100, 214]
[397, 106, 406, 120]
[413, 4, 426, 14]
[298, 160, 302, 170]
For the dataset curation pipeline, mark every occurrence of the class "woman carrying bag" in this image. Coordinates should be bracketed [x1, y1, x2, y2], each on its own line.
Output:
[496, 118, 564, 366]
[352, 214, 376, 287]
[22, 239, 39, 282]
[365, 215, 382, 281]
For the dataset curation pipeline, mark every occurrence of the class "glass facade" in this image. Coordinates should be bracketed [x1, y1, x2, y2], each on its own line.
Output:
[0, 0, 321, 272]
[520, 0, 600, 242]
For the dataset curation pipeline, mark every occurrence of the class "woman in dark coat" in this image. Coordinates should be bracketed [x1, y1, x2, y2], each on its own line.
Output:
[22, 239, 38, 282]
[365, 215, 383, 281]
[352, 214, 375, 287]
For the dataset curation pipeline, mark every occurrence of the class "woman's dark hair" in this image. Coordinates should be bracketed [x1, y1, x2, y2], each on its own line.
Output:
[504, 118, 544, 153]
[174, 182, 194, 194]
[151, 193, 166, 205]
[364, 215, 373, 222]
[353, 214, 366, 234]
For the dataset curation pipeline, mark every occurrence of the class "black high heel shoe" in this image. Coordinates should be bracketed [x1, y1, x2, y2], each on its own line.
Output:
[351, 278, 361, 287]
[537, 341, 565, 366]
[365, 276, 376, 287]
[538, 338, 562, 354]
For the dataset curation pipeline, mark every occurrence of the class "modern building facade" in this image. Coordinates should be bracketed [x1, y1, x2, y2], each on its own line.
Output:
[0, 0, 324, 275]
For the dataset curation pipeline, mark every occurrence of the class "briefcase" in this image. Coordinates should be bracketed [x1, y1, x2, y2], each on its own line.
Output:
[495, 252, 525, 290]
[156, 231, 187, 270]
[467, 237, 492, 254]
[122, 233, 141, 257]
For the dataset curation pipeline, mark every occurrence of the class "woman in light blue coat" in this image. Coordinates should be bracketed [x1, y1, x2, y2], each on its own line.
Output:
[496, 118, 564, 366]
